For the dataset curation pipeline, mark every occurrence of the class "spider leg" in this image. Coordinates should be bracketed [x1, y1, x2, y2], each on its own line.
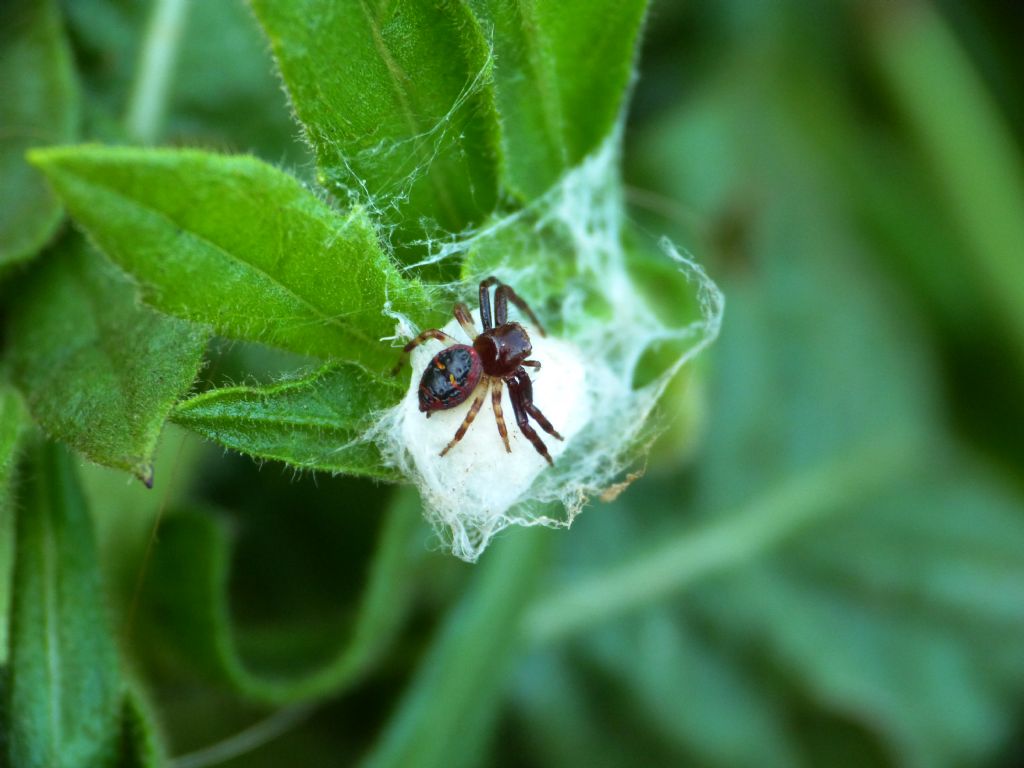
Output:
[508, 374, 553, 465]
[525, 403, 564, 441]
[490, 378, 511, 452]
[512, 369, 563, 441]
[479, 277, 547, 334]
[522, 359, 541, 371]
[479, 278, 495, 331]
[439, 382, 488, 457]
[495, 284, 546, 336]
[454, 302, 478, 339]
[391, 328, 459, 375]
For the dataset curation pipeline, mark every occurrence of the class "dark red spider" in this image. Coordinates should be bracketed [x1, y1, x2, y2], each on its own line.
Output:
[392, 277, 564, 464]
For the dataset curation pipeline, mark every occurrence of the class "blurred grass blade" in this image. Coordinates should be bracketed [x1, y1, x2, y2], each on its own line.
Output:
[361, 528, 549, 768]
[8, 234, 208, 485]
[865, 1, 1024, 364]
[6, 442, 122, 768]
[138, 489, 423, 705]
[467, 0, 648, 199]
[172, 363, 402, 479]
[0, 0, 78, 267]
[29, 146, 430, 367]
[251, 0, 501, 246]
[0, 385, 29, 666]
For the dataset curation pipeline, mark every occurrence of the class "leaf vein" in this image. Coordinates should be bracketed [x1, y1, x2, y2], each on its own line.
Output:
[80, 178, 378, 350]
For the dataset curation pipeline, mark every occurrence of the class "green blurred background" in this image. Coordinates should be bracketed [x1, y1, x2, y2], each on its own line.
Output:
[57, 0, 1024, 765]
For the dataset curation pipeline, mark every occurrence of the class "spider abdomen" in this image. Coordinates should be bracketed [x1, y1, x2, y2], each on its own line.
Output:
[418, 345, 483, 413]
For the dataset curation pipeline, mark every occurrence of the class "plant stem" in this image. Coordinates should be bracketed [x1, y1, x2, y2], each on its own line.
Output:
[125, 0, 190, 144]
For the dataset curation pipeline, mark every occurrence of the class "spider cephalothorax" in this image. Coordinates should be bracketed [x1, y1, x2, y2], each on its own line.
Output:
[392, 277, 564, 464]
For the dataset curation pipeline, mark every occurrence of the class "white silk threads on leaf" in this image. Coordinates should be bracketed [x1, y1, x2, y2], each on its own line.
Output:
[370, 138, 724, 562]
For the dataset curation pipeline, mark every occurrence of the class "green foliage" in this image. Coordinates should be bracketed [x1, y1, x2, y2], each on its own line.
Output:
[3, 0, 1024, 765]
[6, 442, 122, 767]
[507, 8, 1024, 765]
[165, 0, 308, 163]
[0, 386, 28, 666]
[7, 234, 208, 484]
[134, 490, 423, 706]
[362, 528, 549, 768]
[3, 442, 166, 767]
[117, 691, 165, 768]
[0, 0, 78, 267]
[61, 0, 306, 162]
[251, 0, 501, 245]
[58, 0, 145, 131]
[467, 0, 648, 199]
[30, 146, 429, 366]
[867, 2, 1024, 365]
[172, 363, 402, 479]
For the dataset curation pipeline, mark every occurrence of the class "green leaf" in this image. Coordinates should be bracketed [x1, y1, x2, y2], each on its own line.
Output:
[251, 0, 501, 244]
[867, 2, 1024, 366]
[0, 385, 29, 666]
[512, 627, 801, 768]
[30, 145, 429, 366]
[6, 442, 122, 768]
[58, 0, 145, 130]
[136, 489, 424, 705]
[80, 426, 210, 610]
[516, 60, 1024, 767]
[116, 690, 166, 768]
[362, 527, 550, 768]
[166, 0, 309, 165]
[172, 363, 402, 479]
[8, 233, 208, 484]
[467, 0, 648, 200]
[0, 0, 78, 267]
[534, 457, 1024, 767]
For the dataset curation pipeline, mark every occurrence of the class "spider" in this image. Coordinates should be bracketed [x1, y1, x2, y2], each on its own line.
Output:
[392, 277, 564, 464]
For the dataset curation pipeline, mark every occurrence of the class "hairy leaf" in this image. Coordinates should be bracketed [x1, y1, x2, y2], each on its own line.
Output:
[8, 234, 208, 484]
[6, 442, 122, 768]
[172, 363, 401, 479]
[0, 0, 78, 267]
[0, 385, 29, 666]
[467, 0, 648, 200]
[251, 0, 501, 245]
[29, 146, 429, 366]
[137, 490, 423, 705]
